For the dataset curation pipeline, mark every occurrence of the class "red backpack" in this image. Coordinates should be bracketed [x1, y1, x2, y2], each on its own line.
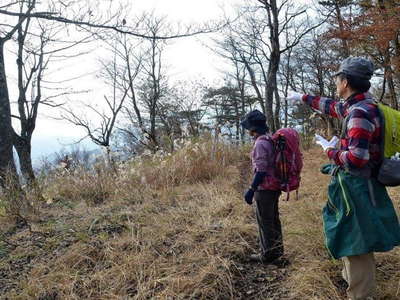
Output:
[270, 128, 303, 200]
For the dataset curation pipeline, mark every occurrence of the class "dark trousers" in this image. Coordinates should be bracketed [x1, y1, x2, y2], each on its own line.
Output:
[254, 190, 283, 259]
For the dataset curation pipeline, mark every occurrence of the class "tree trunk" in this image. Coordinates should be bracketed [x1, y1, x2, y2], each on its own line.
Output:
[274, 87, 281, 131]
[13, 135, 35, 184]
[243, 59, 265, 112]
[13, 133, 45, 202]
[264, 0, 280, 133]
[240, 84, 246, 142]
[387, 71, 398, 109]
[0, 40, 29, 216]
[0, 40, 19, 189]
[393, 33, 400, 97]
[334, 1, 351, 57]
[284, 95, 289, 128]
[264, 84, 275, 132]
[235, 66, 246, 142]
[283, 51, 292, 128]
[234, 97, 240, 144]
[381, 47, 398, 109]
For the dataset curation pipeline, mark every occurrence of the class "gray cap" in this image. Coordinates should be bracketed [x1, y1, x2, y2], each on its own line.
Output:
[334, 57, 374, 80]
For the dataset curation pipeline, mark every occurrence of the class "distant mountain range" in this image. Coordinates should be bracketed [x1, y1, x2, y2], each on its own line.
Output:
[31, 136, 100, 167]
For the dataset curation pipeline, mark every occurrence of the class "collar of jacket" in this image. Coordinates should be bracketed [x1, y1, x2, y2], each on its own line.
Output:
[345, 92, 374, 109]
[254, 134, 271, 142]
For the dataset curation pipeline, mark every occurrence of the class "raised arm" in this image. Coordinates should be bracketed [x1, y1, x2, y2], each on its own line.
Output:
[302, 95, 346, 120]
[287, 92, 346, 120]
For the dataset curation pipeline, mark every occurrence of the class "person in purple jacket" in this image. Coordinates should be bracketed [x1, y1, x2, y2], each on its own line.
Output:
[241, 110, 284, 264]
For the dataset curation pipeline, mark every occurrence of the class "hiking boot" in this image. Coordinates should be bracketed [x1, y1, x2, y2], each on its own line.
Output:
[272, 257, 290, 267]
[248, 254, 280, 264]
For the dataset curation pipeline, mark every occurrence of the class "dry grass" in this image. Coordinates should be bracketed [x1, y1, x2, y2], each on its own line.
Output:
[0, 140, 399, 299]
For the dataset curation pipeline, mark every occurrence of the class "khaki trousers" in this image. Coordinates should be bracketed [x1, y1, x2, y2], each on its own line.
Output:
[342, 253, 376, 300]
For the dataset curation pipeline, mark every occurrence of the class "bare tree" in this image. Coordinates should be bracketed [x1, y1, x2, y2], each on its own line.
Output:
[118, 79, 208, 155]
[0, 0, 112, 191]
[120, 15, 172, 153]
[5, 0, 98, 190]
[283, 30, 341, 136]
[0, 0, 37, 191]
[212, 32, 258, 141]
[218, 0, 325, 132]
[204, 80, 256, 142]
[169, 79, 208, 137]
[61, 37, 135, 165]
[0, 0, 222, 193]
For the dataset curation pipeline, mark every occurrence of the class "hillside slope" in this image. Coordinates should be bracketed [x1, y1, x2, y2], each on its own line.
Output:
[1, 142, 399, 299]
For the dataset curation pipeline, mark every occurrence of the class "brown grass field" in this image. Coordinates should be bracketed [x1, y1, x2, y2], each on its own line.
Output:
[0, 140, 399, 299]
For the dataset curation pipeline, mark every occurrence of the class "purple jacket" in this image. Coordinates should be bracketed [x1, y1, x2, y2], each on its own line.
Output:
[251, 135, 278, 191]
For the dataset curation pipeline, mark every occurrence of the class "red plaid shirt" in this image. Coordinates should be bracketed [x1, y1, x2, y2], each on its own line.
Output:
[302, 93, 382, 169]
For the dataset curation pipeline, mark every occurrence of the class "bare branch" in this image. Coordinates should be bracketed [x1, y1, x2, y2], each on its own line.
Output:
[40, 101, 64, 108]
[2, 2, 35, 41]
[0, 2, 19, 10]
[11, 114, 21, 120]
[0, 9, 221, 40]
[279, 18, 327, 54]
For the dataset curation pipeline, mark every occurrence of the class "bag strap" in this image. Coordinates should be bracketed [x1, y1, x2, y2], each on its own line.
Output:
[341, 99, 376, 139]
[340, 99, 378, 178]
[367, 179, 377, 207]
[284, 189, 299, 202]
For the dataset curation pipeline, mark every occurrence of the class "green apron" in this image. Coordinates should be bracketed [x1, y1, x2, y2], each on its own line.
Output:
[322, 165, 400, 259]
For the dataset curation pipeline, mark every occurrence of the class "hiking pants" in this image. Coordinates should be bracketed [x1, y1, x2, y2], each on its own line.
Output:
[342, 253, 376, 300]
[254, 190, 283, 259]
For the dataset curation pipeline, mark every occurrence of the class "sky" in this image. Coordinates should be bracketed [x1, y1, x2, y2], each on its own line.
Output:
[5, 0, 241, 161]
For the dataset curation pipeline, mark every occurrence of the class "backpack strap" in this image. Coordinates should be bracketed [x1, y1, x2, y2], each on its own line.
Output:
[340, 99, 378, 179]
[257, 134, 274, 144]
[285, 189, 300, 202]
[341, 98, 376, 138]
[367, 179, 377, 207]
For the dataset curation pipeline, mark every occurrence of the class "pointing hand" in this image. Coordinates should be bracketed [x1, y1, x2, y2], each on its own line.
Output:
[286, 91, 304, 105]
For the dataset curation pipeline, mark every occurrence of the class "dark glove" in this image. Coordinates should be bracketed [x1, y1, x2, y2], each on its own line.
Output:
[251, 172, 267, 190]
[244, 188, 255, 205]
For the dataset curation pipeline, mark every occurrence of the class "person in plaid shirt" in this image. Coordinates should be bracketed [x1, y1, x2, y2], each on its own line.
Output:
[302, 91, 382, 174]
[287, 57, 400, 300]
